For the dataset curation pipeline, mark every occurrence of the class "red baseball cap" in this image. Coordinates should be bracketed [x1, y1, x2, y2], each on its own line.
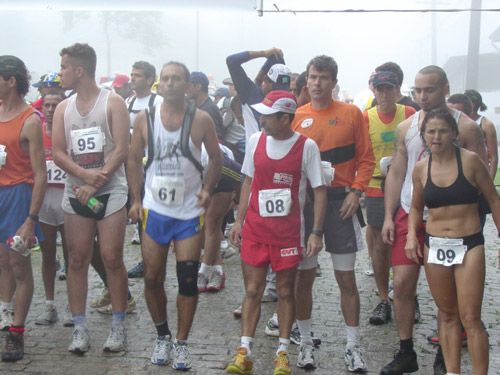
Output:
[112, 73, 130, 88]
[251, 90, 297, 115]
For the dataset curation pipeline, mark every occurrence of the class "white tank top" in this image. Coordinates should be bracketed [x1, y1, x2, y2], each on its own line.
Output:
[400, 109, 461, 213]
[143, 105, 203, 219]
[63, 88, 127, 197]
[475, 115, 484, 127]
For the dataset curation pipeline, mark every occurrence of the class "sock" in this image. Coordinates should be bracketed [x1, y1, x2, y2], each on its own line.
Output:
[297, 319, 313, 345]
[277, 338, 290, 354]
[127, 290, 132, 300]
[1, 301, 13, 311]
[155, 320, 171, 338]
[45, 300, 55, 308]
[198, 263, 212, 277]
[8, 325, 24, 335]
[240, 336, 253, 356]
[174, 338, 187, 346]
[213, 265, 223, 274]
[72, 314, 87, 328]
[346, 325, 359, 348]
[400, 338, 414, 353]
[112, 311, 126, 328]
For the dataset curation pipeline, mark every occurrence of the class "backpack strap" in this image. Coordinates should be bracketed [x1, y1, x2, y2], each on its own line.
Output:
[147, 93, 157, 108]
[180, 101, 204, 179]
[143, 106, 156, 173]
[127, 96, 136, 113]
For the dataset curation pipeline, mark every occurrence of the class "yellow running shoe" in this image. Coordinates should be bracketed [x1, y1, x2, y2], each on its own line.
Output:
[274, 351, 291, 375]
[225, 347, 253, 374]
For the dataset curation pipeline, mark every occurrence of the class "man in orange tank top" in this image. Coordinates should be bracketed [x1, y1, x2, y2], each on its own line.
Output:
[0, 55, 47, 362]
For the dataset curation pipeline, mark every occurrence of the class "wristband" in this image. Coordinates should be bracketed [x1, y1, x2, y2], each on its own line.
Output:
[28, 214, 39, 223]
[349, 188, 362, 198]
[311, 228, 323, 236]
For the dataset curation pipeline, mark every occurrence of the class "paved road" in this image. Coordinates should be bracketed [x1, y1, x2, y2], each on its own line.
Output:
[1, 217, 499, 374]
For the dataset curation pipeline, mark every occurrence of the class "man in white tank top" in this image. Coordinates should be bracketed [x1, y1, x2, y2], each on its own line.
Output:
[127, 61, 222, 371]
[379, 66, 487, 375]
[52, 43, 130, 355]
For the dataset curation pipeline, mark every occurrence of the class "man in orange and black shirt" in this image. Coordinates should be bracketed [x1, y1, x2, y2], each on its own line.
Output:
[292, 55, 374, 373]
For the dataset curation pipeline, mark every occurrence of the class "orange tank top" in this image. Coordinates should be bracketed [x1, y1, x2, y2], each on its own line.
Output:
[0, 106, 36, 186]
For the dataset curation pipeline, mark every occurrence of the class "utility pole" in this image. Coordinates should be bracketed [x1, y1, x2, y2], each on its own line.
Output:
[256, 0, 263, 17]
[466, 0, 482, 89]
[431, 0, 437, 64]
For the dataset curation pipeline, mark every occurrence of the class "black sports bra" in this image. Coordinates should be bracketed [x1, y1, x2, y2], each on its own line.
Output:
[423, 147, 479, 209]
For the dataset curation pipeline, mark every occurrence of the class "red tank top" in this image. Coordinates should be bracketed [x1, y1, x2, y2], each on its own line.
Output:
[42, 122, 65, 187]
[242, 133, 306, 247]
[0, 107, 36, 186]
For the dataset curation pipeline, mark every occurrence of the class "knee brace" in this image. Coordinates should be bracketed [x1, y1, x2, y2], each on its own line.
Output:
[176, 260, 199, 297]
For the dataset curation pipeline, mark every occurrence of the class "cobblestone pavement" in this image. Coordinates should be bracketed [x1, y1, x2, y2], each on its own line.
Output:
[1, 217, 499, 375]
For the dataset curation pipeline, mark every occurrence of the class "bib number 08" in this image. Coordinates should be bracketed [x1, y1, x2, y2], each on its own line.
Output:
[258, 188, 292, 218]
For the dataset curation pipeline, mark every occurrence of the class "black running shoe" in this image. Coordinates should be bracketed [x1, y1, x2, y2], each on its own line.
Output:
[380, 349, 418, 375]
[127, 261, 144, 278]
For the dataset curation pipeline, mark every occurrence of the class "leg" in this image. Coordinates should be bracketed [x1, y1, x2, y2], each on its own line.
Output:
[423, 248, 461, 373]
[174, 232, 203, 340]
[369, 225, 391, 301]
[96, 207, 128, 313]
[455, 246, 488, 375]
[241, 262, 268, 337]
[392, 265, 420, 340]
[295, 267, 316, 321]
[64, 213, 95, 316]
[276, 267, 297, 340]
[7, 250, 33, 326]
[39, 222, 58, 301]
[0, 245, 15, 307]
[90, 239, 107, 286]
[202, 192, 232, 266]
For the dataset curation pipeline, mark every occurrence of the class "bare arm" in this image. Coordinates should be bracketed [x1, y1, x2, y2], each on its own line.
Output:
[405, 163, 425, 264]
[126, 111, 147, 223]
[458, 116, 488, 164]
[229, 175, 252, 247]
[381, 120, 410, 244]
[482, 118, 498, 178]
[18, 113, 46, 246]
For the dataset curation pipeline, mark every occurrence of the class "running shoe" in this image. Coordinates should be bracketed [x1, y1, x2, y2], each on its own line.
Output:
[131, 227, 140, 245]
[172, 342, 192, 371]
[103, 325, 127, 352]
[197, 272, 209, 293]
[433, 346, 447, 375]
[35, 305, 58, 325]
[233, 305, 242, 319]
[344, 345, 367, 373]
[273, 350, 291, 375]
[63, 306, 74, 327]
[380, 349, 418, 374]
[369, 301, 391, 325]
[414, 296, 421, 323]
[296, 342, 318, 369]
[96, 296, 137, 315]
[289, 325, 322, 348]
[264, 314, 279, 337]
[0, 308, 13, 331]
[261, 289, 277, 303]
[1, 331, 24, 362]
[151, 336, 173, 366]
[207, 270, 226, 292]
[68, 326, 90, 354]
[226, 347, 253, 374]
[127, 261, 144, 278]
[90, 288, 111, 309]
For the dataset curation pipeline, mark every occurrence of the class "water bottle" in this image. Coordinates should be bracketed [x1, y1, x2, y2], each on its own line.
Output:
[72, 186, 104, 214]
[6, 235, 38, 256]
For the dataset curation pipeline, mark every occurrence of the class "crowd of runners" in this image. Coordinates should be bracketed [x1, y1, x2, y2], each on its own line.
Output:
[0, 42, 498, 375]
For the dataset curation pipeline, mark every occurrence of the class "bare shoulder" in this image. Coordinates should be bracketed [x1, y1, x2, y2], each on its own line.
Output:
[461, 147, 483, 167]
[107, 91, 127, 109]
[457, 113, 477, 131]
[20, 111, 42, 141]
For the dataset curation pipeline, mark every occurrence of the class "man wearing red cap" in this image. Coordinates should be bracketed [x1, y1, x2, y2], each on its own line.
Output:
[112, 73, 132, 100]
[226, 90, 326, 375]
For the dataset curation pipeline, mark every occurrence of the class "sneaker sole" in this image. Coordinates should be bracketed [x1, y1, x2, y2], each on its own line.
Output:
[35, 319, 58, 325]
[225, 364, 253, 374]
[69, 346, 90, 355]
[103, 346, 126, 353]
[297, 362, 317, 370]
[369, 317, 391, 325]
[172, 364, 191, 371]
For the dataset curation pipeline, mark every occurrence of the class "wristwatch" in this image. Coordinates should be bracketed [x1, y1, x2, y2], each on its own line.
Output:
[311, 228, 323, 237]
[28, 214, 39, 223]
[349, 188, 363, 198]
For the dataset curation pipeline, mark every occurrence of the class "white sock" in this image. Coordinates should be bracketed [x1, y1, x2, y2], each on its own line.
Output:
[213, 265, 223, 274]
[297, 319, 312, 345]
[446, 373, 460, 375]
[277, 337, 290, 354]
[240, 336, 253, 356]
[1, 301, 13, 311]
[270, 312, 279, 326]
[346, 325, 359, 348]
[198, 263, 213, 277]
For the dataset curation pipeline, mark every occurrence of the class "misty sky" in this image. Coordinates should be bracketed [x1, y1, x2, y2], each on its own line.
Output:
[2, 0, 500, 116]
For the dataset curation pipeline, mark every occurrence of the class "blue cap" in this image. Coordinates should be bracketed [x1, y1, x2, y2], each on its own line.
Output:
[190, 71, 209, 90]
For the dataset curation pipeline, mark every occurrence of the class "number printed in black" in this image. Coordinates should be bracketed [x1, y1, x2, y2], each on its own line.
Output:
[158, 187, 176, 203]
[77, 136, 96, 152]
[436, 248, 456, 263]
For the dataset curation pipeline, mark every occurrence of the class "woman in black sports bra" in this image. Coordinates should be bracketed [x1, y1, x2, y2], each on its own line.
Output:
[405, 108, 500, 375]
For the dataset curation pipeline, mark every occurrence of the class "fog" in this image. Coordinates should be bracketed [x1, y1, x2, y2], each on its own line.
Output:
[2, 0, 500, 120]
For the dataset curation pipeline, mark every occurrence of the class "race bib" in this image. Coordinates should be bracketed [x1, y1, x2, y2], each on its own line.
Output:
[46, 160, 67, 184]
[71, 127, 104, 156]
[427, 236, 467, 266]
[0, 144, 6, 168]
[258, 188, 292, 217]
[151, 175, 185, 206]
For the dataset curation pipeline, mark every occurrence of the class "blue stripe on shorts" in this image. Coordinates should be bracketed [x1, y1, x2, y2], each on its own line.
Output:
[143, 208, 203, 246]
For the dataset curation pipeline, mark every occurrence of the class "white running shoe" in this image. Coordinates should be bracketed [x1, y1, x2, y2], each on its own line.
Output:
[35, 305, 58, 325]
[172, 342, 192, 371]
[297, 342, 318, 369]
[103, 325, 127, 352]
[206, 270, 225, 292]
[131, 228, 140, 245]
[0, 308, 14, 331]
[151, 336, 173, 366]
[264, 313, 279, 337]
[68, 326, 90, 354]
[344, 344, 367, 373]
[197, 273, 209, 293]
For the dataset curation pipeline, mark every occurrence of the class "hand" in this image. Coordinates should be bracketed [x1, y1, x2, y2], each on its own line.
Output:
[16, 218, 36, 249]
[339, 192, 359, 220]
[229, 221, 243, 247]
[196, 189, 211, 210]
[404, 236, 421, 265]
[264, 47, 284, 60]
[381, 219, 395, 245]
[128, 201, 143, 224]
[82, 168, 109, 189]
[75, 184, 98, 206]
[305, 233, 323, 257]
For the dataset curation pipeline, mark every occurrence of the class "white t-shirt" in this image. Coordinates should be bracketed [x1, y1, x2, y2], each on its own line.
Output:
[242, 131, 325, 246]
[126, 94, 163, 132]
[201, 143, 235, 169]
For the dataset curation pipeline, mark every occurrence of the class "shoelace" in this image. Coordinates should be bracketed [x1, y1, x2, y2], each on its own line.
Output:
[175, 345, 189, 362]
[276, 353, 289, 369]
[374, 302, 388, 315]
